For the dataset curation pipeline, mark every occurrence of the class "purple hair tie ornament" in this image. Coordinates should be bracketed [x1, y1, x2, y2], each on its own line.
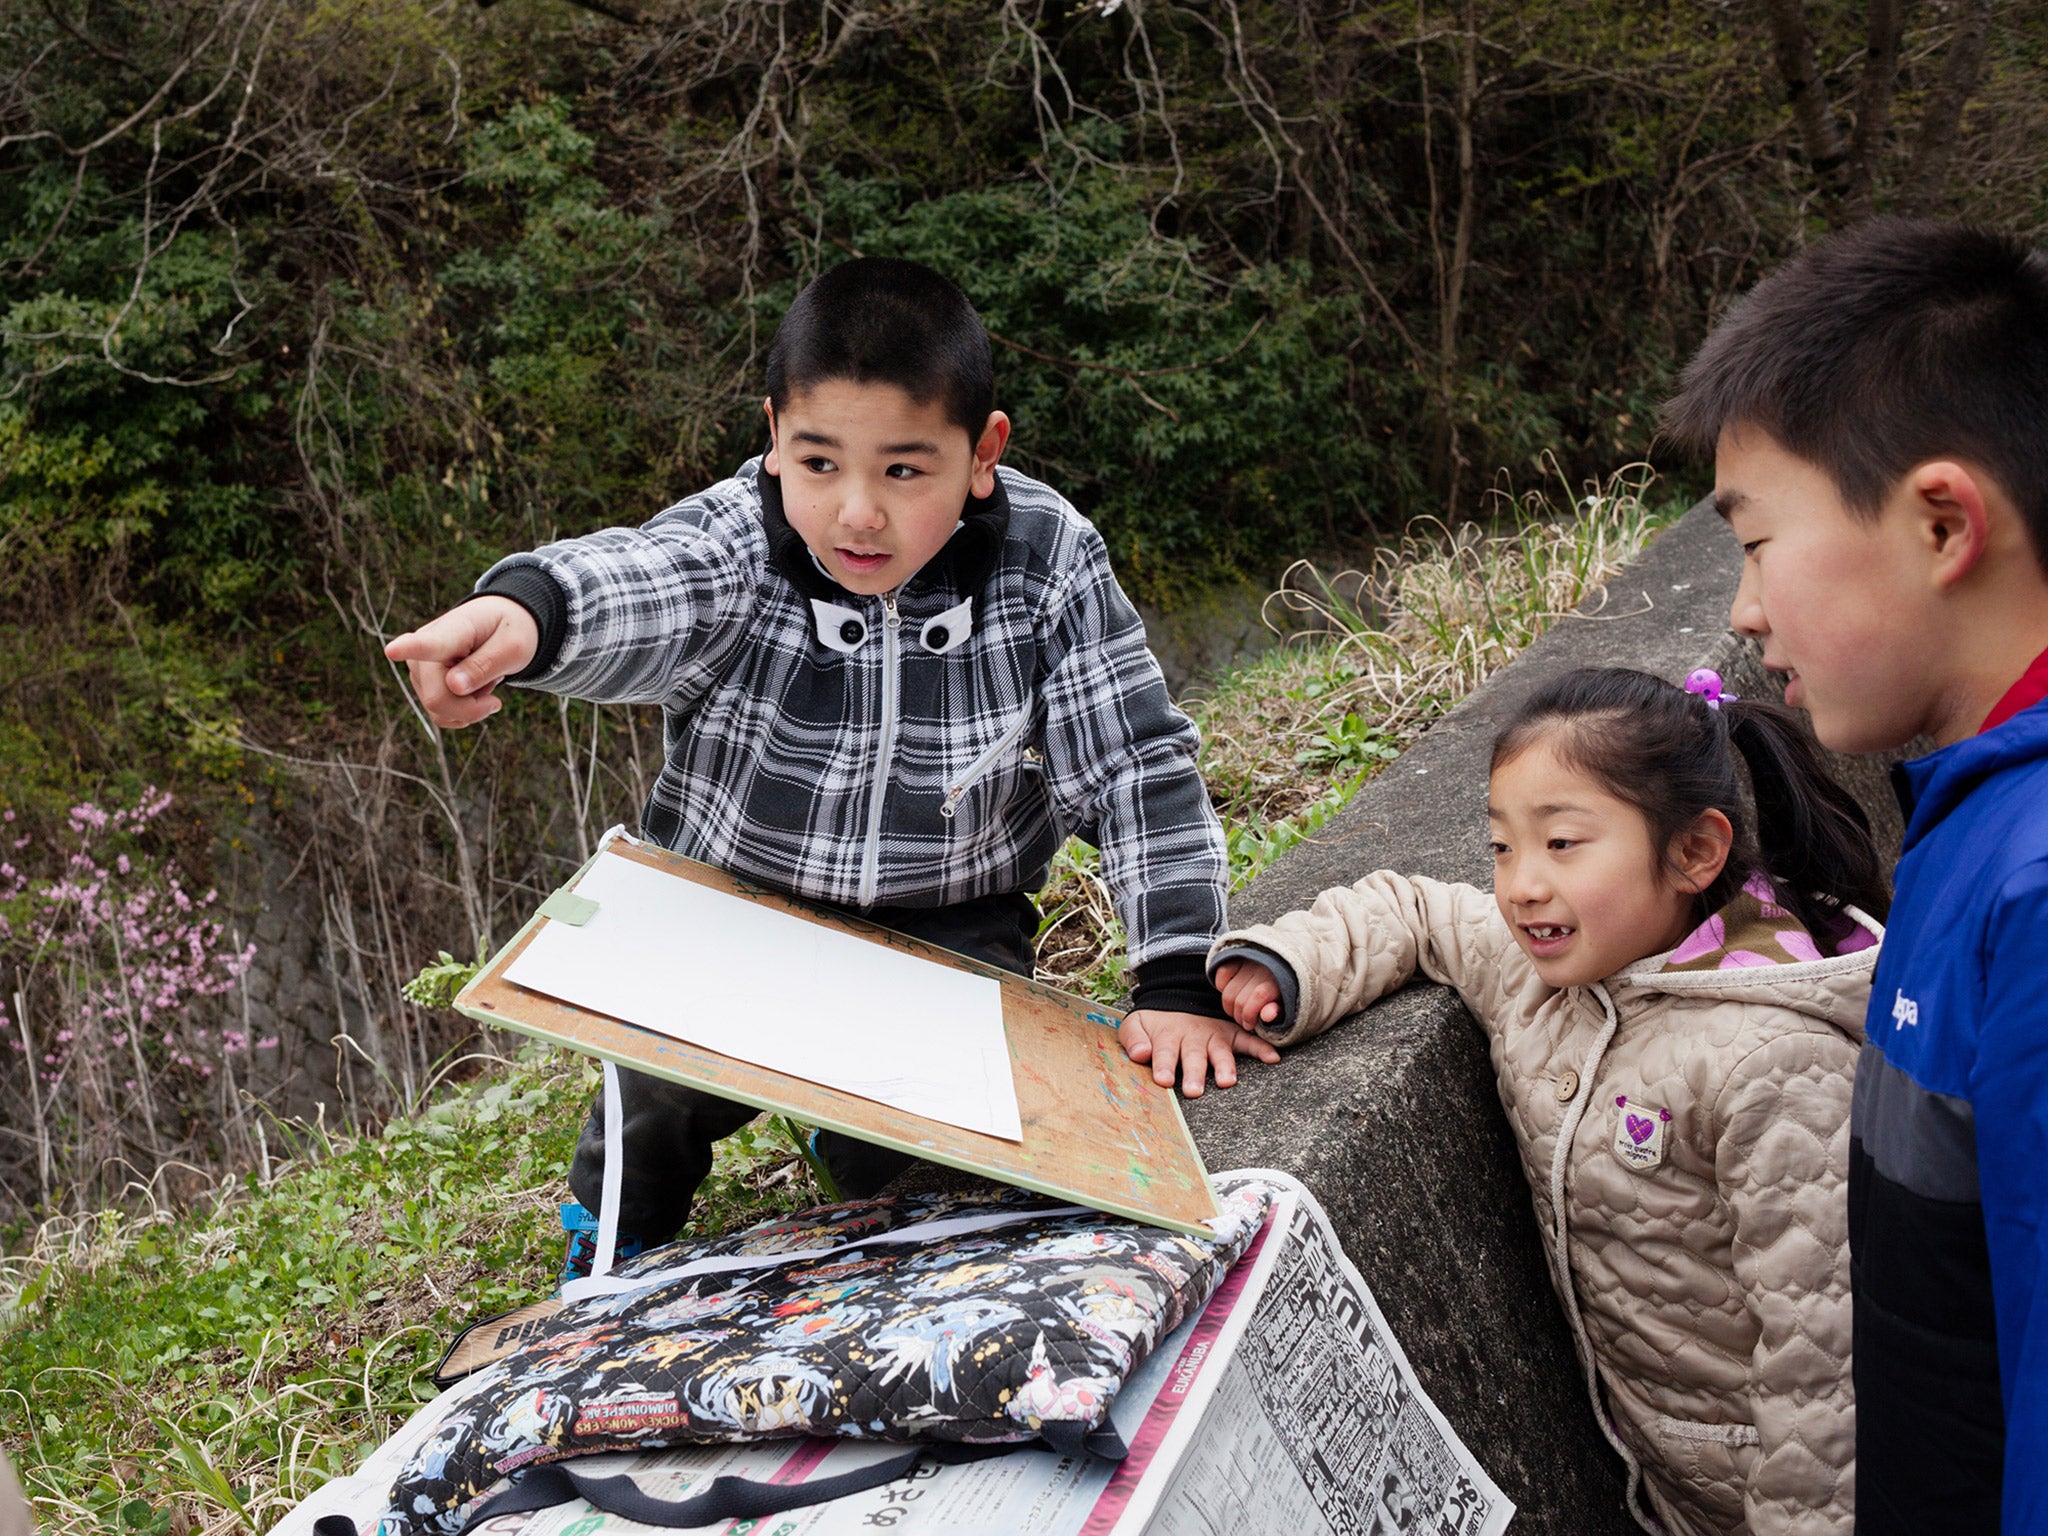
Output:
[1684, 668, 1737, 710]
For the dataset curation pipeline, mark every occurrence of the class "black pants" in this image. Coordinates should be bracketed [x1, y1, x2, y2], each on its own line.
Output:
[567, 889, 1038, 1244]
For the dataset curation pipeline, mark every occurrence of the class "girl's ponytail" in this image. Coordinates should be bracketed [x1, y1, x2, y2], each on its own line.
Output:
[1724, 699, 1891, 933]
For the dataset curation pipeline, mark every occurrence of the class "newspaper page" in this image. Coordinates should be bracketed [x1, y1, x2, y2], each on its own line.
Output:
[267, 1171, 1511, 1536]
[1137, 1174, 1512, 1536]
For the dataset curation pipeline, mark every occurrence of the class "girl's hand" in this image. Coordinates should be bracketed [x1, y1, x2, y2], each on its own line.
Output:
[1117, 1009, 1279, 1097]
[1213, 958, 1283, 1029]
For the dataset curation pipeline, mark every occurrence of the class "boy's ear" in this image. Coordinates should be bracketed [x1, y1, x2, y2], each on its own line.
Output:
[762, 397, 781, 475]
[1900, 459, 1995, 592]
[1668, 808, 1735, 896]
[970, 411, 1012, 499]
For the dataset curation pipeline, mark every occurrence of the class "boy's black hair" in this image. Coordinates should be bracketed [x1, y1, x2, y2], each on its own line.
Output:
[1492, 667, 1890, 940]
[765, 258, 994, 440]
[1663, 217, 2048, 569]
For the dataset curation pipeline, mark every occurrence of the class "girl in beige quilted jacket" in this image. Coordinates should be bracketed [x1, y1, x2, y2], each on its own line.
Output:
[1202, 666, 1886, 1536]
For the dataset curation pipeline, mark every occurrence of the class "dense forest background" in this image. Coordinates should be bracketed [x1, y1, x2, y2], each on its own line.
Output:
[0, 0, 2040, 1224]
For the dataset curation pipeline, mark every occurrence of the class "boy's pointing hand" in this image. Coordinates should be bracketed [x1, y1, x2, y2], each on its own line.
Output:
[1118, 1009, 1280, 1098]
[383, 596, 539, 729]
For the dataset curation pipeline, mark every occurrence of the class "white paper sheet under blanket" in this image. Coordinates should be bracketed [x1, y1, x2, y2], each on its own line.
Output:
[503, 849, 1022, 1141]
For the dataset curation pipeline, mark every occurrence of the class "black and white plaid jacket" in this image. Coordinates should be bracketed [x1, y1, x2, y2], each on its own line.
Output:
[477, 458, 1228, 1013]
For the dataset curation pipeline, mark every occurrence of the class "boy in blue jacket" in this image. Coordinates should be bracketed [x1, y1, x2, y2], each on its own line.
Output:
[1665, 218, 2048, 1533]
[385, 259, 1270, 1274]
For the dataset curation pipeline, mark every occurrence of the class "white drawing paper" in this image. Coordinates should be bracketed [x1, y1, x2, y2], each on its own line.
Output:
[503, 846, 1022, 1141]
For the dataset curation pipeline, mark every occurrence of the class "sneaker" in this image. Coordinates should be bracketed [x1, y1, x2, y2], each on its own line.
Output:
[558, 1201, 645, 1287]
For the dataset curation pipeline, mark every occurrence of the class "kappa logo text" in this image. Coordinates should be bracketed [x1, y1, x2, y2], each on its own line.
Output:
[1891, 989, 1921, 1029]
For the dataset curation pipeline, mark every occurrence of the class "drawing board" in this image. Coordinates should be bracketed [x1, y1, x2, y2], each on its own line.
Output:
[456, 835, 1221, 1235]
[503, 847, 1019, 1140]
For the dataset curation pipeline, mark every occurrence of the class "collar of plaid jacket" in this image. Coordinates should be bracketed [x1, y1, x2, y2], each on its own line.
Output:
[756, 467, 1012, 607]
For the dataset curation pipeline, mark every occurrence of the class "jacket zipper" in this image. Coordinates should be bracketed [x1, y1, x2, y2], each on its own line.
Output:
[941, 707, 1036, 821]
[858, 592, 903, 906]
[1549, 985, 1653, 1531]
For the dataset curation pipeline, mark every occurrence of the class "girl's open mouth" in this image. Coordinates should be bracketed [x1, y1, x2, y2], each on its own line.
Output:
[837, 548, 891, 576]
[1521, 923, 1576, 957]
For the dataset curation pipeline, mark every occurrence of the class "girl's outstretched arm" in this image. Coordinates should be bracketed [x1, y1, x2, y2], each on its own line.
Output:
[1208, 871, 1525, 1047]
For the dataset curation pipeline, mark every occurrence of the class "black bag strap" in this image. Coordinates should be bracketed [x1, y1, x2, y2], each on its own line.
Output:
[318, 1441, 1010, 1536]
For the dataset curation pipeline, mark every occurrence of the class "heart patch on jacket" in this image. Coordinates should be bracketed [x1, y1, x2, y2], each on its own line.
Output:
[1611, 1094, 1671, 1173]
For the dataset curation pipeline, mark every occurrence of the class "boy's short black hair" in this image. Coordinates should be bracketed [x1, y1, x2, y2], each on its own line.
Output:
[765, 258, 994, 440]
[1663, 217, 2048, 567]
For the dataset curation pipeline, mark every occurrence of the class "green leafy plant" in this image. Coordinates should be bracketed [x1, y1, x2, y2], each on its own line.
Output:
[1294, 715, 1404, 775]
[400, 952, 487, 1012]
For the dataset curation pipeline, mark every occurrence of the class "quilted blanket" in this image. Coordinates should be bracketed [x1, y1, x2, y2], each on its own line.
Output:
[381, 1177, 1273, 1536]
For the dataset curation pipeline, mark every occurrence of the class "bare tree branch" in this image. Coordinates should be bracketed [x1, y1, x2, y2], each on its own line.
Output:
[1844, 0, 1908, 214]
[1900, 0, 1996, 213]
[1759, 0, 1844, 173]
[477, 0, 649, 23]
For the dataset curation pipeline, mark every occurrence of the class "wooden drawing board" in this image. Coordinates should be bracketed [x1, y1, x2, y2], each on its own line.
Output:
[456, 839, 1220, 1236]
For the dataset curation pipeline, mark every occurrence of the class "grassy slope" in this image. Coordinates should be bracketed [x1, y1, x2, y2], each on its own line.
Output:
[1, 472, 1674, 1536]
[2, 1049, 824, 1536]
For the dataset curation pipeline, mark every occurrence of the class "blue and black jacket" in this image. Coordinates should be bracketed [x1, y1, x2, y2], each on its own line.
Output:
[1852, 695, 2048, 1534]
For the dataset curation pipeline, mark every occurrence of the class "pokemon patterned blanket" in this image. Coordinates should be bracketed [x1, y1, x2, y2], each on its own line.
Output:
[381, 1178, 1274, 1536]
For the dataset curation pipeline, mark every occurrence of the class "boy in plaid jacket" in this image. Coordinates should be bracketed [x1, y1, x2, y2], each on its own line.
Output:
[386, 259, 1269, 1264]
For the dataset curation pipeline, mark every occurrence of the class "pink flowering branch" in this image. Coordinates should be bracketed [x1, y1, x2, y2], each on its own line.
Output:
[1, 788, 264, 1212]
